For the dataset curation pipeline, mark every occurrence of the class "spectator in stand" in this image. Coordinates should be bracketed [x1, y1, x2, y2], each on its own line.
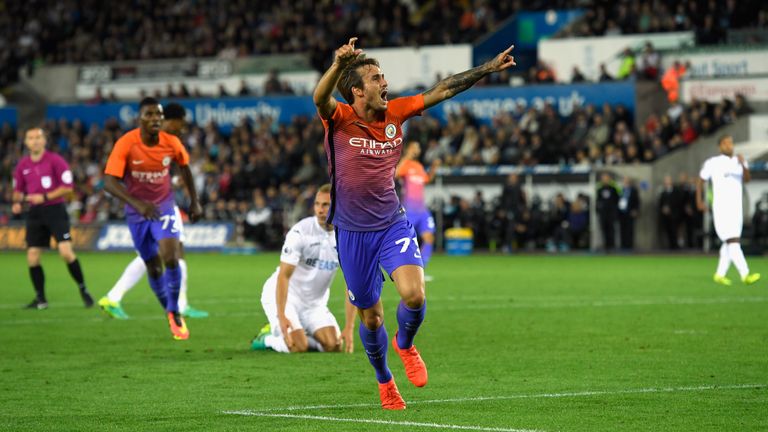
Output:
[618, 176, 640, 250]
[546, 193, 570, 252]
[679, 117, 698, 144]
[616, 48, 636, 80]
[500, 173, 526, 253]
[238, 80, 252, 96]
[677, 173, 696, 249]
[661, 61, 689, 104]
[567, 196, 590, 249]
[529, 60, 556, 84]
[596, 172, 620, 251]
[244, 191, 272, 248]
[263, 69, 283, 95]
[598, 63, 614, 82]
[637, 42, 660, 80]
[734, 94, 754, 116]
[571, 66, 586, 83]
[753, 194, 768, 252]
[658, 175, 683, 249]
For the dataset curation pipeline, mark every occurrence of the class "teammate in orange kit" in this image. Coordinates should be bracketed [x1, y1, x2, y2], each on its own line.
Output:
[103, 97, 202, 340]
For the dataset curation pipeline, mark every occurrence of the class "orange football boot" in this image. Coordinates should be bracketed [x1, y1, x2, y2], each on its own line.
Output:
[167, 312, 190, 340]
[378, 378, 406, 410]
[392, 333, 428, 387]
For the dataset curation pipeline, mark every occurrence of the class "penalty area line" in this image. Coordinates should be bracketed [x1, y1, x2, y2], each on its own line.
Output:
[221, 411, 542, 432]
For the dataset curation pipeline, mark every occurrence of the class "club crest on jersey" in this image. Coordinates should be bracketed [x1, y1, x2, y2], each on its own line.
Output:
[41, 176, 52, 189]
[162, 156, 172, 166]
[385, 123, 397, 139]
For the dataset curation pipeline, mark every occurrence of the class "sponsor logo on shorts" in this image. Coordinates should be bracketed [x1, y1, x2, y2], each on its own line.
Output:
[347, 290, 356, 302]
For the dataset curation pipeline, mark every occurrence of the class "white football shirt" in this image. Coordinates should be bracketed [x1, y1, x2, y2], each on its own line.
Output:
[267, 216, 339, 307]
[699, 154, 744, 239]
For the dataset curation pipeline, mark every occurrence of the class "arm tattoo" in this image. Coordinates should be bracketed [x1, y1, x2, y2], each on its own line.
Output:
[424, 65, 488, 98]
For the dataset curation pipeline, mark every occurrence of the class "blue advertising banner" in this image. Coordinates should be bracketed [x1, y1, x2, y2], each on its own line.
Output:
[96, 223, 235, 252]
[425, 81, 635, 124]
[46, 96, 317, 133]
[0, 107, 17, 126]
[46, 81, 634, 130]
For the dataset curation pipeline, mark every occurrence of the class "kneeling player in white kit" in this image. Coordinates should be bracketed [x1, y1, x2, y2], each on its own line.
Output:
[696, 135, 761, 286]
[251, 184, 355, 353]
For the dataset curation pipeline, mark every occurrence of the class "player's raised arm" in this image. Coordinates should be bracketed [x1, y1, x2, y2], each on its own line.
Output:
[313, 37, 362, 119]
[422, 45, 516, 109]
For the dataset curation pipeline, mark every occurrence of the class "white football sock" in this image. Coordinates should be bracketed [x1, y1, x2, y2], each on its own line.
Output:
[107, 256, 146, 303]
[715, 243, 731, 277]
[178, 259, 188, 312]
[727, 243, 750, 279]
[307, 336, 324, 352]
[264, 335, 290, 353]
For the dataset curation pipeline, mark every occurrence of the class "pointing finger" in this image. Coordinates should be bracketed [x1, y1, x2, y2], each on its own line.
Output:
[348, 37, 358, 48]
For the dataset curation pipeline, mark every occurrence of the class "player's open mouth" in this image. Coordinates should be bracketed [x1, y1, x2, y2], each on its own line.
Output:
[381, 90, 388, 101]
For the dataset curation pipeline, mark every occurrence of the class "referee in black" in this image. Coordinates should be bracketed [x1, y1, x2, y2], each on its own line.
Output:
[11, 127, 93, 309]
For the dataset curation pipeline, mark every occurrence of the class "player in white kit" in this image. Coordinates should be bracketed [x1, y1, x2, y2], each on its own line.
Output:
[696, 135, 761, 286]
[251, 184, 356, 353]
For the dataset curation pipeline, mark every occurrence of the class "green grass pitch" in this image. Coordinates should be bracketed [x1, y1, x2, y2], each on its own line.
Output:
[0, 252, 766, 431]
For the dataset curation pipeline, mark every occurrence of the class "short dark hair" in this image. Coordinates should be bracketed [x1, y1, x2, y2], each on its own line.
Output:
[337, 57, 380, 104]
[164, 102, 186, 120]
[139, 97, 160, 110]
[24, 126, 48, 141]
[717, 134, 731, 145]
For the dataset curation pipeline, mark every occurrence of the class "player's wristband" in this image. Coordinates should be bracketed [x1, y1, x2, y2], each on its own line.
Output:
[43, 193, 49, 202]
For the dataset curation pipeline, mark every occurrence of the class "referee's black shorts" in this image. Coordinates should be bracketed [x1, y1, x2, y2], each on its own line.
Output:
[26, 203, 72, 248]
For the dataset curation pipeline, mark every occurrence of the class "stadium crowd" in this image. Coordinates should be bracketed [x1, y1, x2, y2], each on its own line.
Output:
[5, 0, 766, 90]
[561, 0, 768, 42]
[2, 0, 577, 88]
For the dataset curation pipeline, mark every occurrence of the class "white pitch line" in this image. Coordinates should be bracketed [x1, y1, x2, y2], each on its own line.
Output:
[229, 383, 766, 413]
[222, 411, 542, 432]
